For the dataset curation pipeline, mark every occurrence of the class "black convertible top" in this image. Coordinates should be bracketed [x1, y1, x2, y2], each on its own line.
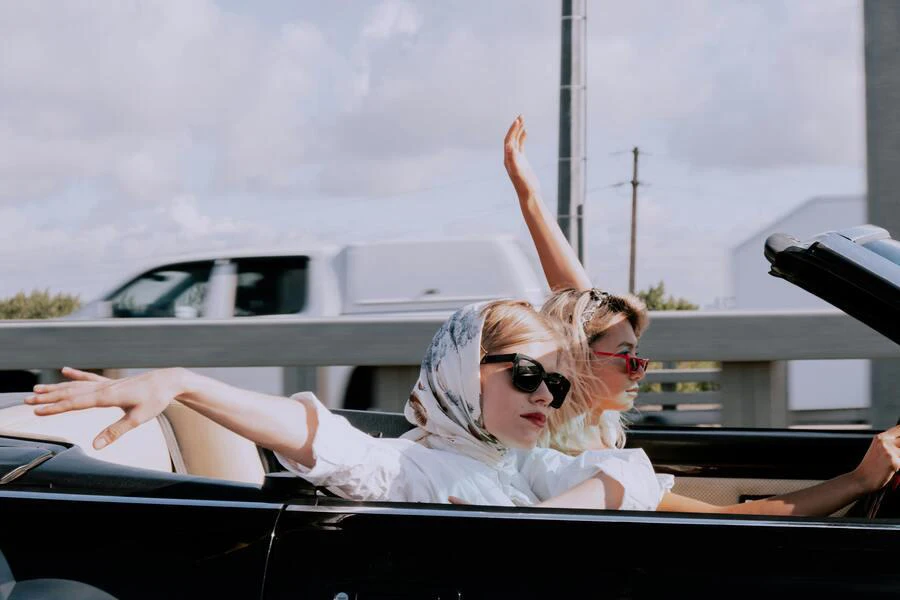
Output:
[765, 224, 900, 344]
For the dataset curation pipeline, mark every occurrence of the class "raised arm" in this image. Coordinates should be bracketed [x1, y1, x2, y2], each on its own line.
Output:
[25, 366, 319, 467]
[504, 116, 592, 292]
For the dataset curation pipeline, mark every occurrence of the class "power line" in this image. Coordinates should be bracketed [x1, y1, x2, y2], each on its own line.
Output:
[585, 181, 627, 195]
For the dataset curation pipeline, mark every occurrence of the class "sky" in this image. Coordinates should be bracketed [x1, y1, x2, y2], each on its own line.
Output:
[0, 0, 867, 307]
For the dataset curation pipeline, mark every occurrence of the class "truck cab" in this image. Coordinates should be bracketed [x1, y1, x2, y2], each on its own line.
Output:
[71, 247, 339, 321]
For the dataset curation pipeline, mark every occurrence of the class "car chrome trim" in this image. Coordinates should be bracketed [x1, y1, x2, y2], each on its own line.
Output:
[0, 450, 53, 485]
[285, 503, 900, 531]
[0, 489, 285, 510]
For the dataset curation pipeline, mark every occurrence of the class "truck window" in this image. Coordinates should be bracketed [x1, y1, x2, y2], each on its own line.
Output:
[107, 262, 213, 318]
[233, 257, 309, 316]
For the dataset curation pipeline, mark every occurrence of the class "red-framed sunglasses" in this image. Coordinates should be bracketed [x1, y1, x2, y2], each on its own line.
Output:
[593, 351, 650, 376]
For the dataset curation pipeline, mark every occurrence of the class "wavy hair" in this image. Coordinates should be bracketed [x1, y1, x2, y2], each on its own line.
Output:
[539, 288, 648, 455]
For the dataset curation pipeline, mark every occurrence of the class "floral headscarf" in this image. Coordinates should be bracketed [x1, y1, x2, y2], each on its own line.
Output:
[401, 302, 509, 465]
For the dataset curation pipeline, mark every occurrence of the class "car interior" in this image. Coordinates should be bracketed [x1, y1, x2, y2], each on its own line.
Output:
[0, 392, 876, 517]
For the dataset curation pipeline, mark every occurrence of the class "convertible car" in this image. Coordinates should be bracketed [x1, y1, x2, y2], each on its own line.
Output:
[1, 225, 899, 599]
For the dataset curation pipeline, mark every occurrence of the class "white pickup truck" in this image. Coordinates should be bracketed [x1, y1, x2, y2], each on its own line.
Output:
[22, 237, 546, 410]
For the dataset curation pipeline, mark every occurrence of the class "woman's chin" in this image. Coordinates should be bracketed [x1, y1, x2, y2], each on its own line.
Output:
[496, 431, 540, 450]
[594, 394, 636, 413]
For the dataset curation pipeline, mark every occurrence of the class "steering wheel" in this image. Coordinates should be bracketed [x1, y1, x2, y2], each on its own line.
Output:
[844, 418, 900, 519]
[850, 472, 900, 519]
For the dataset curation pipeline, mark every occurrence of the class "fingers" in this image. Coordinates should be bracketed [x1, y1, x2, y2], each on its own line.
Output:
[448, 495, 470, 505]
[876, 427, 900, 447]
[29, 393, 99, 416]
[504, 118, 518, 149]
[61, 366, 109, 383]
[25, 382, 107, 414]
[504, 115, 523, 152]
[519, 127, 528, 152]
[27, 380, 101, 402]
[94, 415, 137, 450]
[26, 381, 87, 403]
[862, 431, 900, 489]
[27, 383, 63, 401]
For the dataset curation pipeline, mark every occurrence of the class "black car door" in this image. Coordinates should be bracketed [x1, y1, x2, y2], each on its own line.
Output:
[264, 497, 900, 600]
[0, 489, 281, 600]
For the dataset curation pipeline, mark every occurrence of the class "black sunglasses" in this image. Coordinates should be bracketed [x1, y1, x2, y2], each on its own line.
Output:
[480, 353, 571, 409]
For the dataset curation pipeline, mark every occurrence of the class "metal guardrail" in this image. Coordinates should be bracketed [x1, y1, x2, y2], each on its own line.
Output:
[637, 365, 868, 427]
[635, 368, 721, 427]
[0, 310, 896, 427]
[0, 309, 898, 369]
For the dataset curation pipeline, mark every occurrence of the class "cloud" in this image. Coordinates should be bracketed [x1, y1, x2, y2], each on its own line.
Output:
[584, 0, 864, 169]
[0, 196, 279, 299]
[0, 0, 355, 204]
[320, 0, 864, 198]
[165, 195, 242, 236]
[362, 0, 422, 42]
[0, 0, 863, 211]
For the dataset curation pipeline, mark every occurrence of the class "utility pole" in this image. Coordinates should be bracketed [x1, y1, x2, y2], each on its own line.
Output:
[628, 147, 639, 294]
[557, 0, 587, 267]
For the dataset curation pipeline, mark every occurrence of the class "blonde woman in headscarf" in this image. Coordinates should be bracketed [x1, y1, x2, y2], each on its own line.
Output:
[24, 300, 668, 510]
[504, 114, 900, 516]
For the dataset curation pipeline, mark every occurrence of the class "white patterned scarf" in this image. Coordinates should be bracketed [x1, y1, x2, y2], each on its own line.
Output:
[401, 303, 509, 465]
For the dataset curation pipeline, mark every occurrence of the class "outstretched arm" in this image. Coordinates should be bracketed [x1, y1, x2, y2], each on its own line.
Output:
[25, 367, 319, 467]
[504, 116, 592, 292]
[658, 425, 900, 517]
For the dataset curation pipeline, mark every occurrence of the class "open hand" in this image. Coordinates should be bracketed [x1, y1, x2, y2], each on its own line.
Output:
[503, 115, 542, 201]
[25, 367, 183, 450]
[852, 425, 900, 491]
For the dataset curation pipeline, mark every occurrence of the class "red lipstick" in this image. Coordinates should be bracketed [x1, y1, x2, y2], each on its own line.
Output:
[521, 412, 547, 428]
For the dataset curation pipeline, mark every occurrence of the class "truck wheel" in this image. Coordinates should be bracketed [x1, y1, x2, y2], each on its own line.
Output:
[0, 370, 38, 393]
[343, 367, 374, 411]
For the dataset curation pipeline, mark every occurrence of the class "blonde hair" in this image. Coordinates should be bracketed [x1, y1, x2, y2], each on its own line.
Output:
[540, 289, 648, 455]
[480, 299, 567, 359]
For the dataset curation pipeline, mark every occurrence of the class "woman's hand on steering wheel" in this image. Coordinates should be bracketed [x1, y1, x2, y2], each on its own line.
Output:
[25, 367, 184, 450]
[851, 424, 900, 492]
[503, 115, 542, 202]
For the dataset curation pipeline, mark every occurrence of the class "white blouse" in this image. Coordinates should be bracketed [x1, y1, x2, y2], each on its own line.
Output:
[276, 393, 673, 510]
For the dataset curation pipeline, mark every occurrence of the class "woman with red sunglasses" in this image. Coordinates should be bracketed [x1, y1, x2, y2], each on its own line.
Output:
[505, 114, 900, 516]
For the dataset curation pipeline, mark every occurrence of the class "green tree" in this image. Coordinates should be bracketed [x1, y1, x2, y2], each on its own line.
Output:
[0, 290, 82, 319]
[636, 281, 698, 311]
